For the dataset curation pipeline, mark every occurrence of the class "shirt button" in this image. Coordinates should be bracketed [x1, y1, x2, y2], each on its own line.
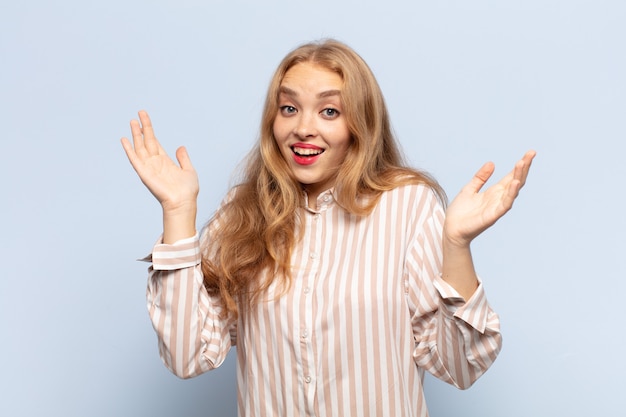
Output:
[309, 252, 318, 259]
[305, 376, 312, 383]
[314, 214, 321, 221]
[301, 329, 308, 339]
[304, 287, 310, 294]
[323, 195, 331, 202]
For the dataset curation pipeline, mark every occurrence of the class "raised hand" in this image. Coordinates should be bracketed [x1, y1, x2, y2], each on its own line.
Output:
[121, 111, 199, 242]
[444, 150, 536, 248]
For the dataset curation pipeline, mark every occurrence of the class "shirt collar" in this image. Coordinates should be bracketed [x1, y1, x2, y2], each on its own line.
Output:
[302, 188, 336, 213]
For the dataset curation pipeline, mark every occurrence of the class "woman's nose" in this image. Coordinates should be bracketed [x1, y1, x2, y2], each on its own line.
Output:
[294, 113, 317, 138]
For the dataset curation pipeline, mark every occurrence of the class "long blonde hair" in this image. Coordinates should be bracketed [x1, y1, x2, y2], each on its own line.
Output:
[202, 39, 445, 317]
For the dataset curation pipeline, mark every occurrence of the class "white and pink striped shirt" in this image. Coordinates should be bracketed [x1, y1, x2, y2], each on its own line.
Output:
[146, 184, 501, 417]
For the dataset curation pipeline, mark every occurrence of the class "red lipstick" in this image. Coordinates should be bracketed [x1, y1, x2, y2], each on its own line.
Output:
[291, 143, 324, 166]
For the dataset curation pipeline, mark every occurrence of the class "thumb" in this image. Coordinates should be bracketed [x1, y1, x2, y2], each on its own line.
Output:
[175, 146, 194, 171]
[464, 162, 495, 193]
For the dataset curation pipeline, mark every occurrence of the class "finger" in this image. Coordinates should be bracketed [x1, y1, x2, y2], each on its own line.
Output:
[500, 178, 522, 211]
[138, 110, 160, 155]
[175, 146, 195, 171]
[514, 150, 537, 188]
[130, 118, 147, 156]
[120, 137, 142, 173]
[463, 162, 495, 193]
[120, 137, 133, 157]
[522, 149, 537, 163]
[521, 149, 536, 182]
[513, 159, 526, 184]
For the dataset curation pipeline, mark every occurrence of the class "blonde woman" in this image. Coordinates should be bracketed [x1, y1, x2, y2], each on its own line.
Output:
[121, 39, 535, 417]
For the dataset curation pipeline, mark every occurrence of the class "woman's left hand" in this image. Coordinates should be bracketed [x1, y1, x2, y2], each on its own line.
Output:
[444, 150, 536, 248]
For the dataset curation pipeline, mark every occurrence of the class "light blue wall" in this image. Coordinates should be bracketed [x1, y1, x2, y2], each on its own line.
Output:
[1, 1, 624, 416]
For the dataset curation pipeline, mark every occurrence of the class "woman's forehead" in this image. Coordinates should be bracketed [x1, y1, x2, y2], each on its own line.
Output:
[280, 62, 343, 93]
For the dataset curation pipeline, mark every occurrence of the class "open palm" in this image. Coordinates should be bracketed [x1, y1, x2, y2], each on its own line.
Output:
[121, 111, 199, 212]
[444, 151, 536, 247]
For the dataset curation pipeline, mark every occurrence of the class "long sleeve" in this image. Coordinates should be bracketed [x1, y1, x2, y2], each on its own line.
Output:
[405, 193, 502, 389]
[139, 185, 501, 416]
[146, 234, 236, 379]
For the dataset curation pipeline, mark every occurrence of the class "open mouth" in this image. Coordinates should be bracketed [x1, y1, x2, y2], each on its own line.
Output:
[292, 146, 324, 157]
[291, 146, 324, 165]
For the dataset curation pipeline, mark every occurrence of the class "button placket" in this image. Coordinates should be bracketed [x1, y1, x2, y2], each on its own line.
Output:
[299, 209, 321, 405]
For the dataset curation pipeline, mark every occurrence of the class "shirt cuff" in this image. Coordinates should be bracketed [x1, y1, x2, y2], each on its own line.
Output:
[434, 276, 491, 334]
[140, 233, 201, 271]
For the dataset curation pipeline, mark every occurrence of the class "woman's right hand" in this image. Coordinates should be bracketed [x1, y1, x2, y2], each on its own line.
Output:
[121, 110, 199, 243]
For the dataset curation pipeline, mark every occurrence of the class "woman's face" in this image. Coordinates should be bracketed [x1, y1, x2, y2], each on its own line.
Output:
[273, 62, 351, 203]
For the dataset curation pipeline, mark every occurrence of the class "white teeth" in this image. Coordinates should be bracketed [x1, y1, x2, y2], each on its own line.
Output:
[293, 147, 323, 156]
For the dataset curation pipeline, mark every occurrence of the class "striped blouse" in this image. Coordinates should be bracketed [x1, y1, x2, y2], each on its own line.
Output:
[145, 184, 502, 417]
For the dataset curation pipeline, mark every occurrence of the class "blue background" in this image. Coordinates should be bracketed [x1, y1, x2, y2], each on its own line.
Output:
[1, 1, 624, 416]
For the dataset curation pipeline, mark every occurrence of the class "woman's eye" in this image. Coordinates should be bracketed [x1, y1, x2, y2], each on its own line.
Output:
[280, 105, 297, 115]
[321, 108, 339, 118]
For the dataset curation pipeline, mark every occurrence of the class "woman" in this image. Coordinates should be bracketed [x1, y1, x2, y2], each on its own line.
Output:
[121, 39, 534, 417]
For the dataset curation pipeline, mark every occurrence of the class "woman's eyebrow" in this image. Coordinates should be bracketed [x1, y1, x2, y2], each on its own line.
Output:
[278, 86, 342, 99]
[317, 89, 341, 98]
[278, 86, 298, 97]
